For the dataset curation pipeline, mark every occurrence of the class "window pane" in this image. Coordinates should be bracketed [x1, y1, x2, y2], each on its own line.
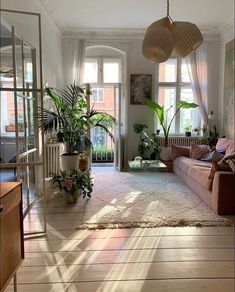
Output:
[92, 88, 104, 103]
[181, 59, 190, 82]
[159, 59, 177, 82]
[180, 87, 200, 133]
[158, 87, 176, 133]
[83, 59, 98, 83]
[103, 60, 120, 83]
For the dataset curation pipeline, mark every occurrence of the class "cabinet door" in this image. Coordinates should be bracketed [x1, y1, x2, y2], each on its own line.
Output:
[0, 185, 24, 292]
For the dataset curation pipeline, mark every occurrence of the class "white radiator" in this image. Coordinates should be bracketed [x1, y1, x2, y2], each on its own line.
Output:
[159, 136, 203, 147]
[45, 143, 65, 176]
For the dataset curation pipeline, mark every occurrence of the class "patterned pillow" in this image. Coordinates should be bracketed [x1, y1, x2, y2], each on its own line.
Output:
[190, 143, 210, 160]
[208, 161, 219, 180]
[171, 145, 190, 160]
[208, 160, 232, 180]
[225, 159, 235, 172]
[201, 149, 224, 163]
[222, 152, 235, 172]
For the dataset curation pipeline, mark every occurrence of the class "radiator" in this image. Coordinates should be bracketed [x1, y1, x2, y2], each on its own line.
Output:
[45, 143, 65, 177]
[159, 136, 203, 147]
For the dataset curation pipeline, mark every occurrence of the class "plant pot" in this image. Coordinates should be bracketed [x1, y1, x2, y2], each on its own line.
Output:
[63, 189, 80, 204]
[60, 153, 79, 171]
[79, 158, 88, 171]
[185, 131, 191, 137]
[56, 132, 64, 142]
[160, 147, 172, 161]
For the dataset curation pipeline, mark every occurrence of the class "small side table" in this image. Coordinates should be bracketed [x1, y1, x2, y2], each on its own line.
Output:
[128, 160, 167, 172]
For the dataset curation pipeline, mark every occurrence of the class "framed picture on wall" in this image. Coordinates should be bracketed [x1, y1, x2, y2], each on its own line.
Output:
[130, 74, 152, 105]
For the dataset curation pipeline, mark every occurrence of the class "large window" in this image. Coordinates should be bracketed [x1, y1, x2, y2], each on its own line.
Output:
[157, 58, 201, 135]
[83, 58, 121, 84]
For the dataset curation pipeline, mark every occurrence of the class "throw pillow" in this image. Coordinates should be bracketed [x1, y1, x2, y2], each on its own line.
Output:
[225, 159, 235, 172]
[201, 149, 224, 163]
[190, 143, 210, 160]
[171, 145, 190, 160]
[208, 161, 219, 180]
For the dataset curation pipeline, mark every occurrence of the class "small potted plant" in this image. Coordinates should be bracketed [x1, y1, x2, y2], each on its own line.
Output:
[51, 169, 93, 204]
[184, 124, 192, 137]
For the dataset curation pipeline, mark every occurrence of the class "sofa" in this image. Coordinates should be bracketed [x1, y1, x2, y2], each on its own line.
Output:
[172, 138, 235, 215]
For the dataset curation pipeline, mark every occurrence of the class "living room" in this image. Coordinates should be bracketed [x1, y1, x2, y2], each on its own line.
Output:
[0, 0, 234, 291]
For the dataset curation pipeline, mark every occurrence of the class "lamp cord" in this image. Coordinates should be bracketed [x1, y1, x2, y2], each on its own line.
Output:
[166, 0, 173, 22]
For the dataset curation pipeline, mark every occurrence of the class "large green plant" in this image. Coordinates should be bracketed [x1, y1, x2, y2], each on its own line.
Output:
[133, 123, 160, 158]
[145, 99, 199, 147]
[38, 83, 115, 154]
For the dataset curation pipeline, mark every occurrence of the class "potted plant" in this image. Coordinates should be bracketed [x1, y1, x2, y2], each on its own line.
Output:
[133, 123, 160, 159]
[37, 83, 115, 170]
[51, 169, 93, 203]
[201, 125, 219, 149]
[184, 124, 192, 137]
[145, 99, 198, 160]
[79, 151, 89, 171]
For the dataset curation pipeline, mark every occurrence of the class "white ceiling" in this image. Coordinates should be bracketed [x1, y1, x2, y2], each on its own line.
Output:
[40, 0, 234, 32]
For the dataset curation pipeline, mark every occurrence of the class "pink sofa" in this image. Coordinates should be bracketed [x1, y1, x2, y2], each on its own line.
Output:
[173, 138, 235, 215]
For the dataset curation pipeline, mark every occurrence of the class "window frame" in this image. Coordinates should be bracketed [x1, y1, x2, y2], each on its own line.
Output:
[156, 57, 200, 135]
[91, 87, 104, 103]
[83, 57, 121, 85]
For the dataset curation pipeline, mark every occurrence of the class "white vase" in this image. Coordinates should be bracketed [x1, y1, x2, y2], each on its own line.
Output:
[60, 153, 80, 171]
[160, 147, 172, 161]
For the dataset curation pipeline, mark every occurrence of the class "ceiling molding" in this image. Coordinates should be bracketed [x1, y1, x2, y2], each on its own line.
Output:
[39, 0, 65, 33]
[218, 16, 235, 40]
[62, 27, 220, 41]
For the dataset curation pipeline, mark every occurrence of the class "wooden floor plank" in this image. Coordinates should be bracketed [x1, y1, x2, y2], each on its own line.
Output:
[23, 235, 235, 253]
[10, 262, 235, 283]
[22, 248, 235, 267]
[5, 279, 235, 292]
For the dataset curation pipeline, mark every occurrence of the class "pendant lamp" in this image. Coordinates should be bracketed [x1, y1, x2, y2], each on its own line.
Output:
[142, 0, 203, 63]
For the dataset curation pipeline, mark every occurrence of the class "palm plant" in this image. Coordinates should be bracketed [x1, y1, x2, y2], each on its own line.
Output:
[145, 99, 199, 147]
[37, 83, 115, 154]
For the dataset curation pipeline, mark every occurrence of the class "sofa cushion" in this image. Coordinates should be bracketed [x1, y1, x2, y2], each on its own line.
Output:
[201, 149, 224, 163]
[171, 145, 190, 160]
[216, 138, 235, 155]
[190, 143, 210, 160]
[225, 159, 235, 172]
[174, 156, 212, 190]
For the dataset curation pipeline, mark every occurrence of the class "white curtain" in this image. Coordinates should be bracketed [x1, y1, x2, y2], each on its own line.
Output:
[186, 44, 208, 128]
[72, 39, 87, 85]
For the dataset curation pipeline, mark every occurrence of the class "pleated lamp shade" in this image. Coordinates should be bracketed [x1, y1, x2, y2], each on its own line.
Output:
[170, 21, 203, 57]
[142, 17, 174, 63]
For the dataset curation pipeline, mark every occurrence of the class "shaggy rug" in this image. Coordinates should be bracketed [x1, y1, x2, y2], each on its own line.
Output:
[50, 167, 235, 229]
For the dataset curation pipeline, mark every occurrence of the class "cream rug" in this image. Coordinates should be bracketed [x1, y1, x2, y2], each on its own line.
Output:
[52, 167, 235, 229]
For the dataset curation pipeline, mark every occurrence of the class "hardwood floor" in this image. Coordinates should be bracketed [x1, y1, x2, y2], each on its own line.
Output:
[6, 217, 235, 291]
[4, 166, 235, 291]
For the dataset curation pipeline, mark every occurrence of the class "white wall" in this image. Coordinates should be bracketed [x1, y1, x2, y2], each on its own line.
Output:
[218, 18, 235, 139]
[62, 35, 224, 162]
[1, 0, 64, 87]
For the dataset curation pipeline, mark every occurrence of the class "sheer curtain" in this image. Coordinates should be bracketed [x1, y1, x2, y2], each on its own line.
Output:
[72, 39, 87, 85]
[186, 44, 208, 128]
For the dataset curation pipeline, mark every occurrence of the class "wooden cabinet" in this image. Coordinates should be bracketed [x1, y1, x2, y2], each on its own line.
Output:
[0, 182, 24, 292]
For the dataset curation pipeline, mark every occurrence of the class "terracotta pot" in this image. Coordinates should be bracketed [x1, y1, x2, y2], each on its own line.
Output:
[79, 158, 88, 171]
[63, 189, 80, 204]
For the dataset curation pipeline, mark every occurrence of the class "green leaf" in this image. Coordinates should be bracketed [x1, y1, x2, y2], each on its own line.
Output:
[178, 100, 199, 109]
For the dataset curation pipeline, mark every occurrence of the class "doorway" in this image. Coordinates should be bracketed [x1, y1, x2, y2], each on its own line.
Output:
[83, 50, 123, 169]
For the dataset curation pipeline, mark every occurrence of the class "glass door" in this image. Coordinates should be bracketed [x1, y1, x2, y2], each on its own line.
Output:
[0, 16, 45, 233]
